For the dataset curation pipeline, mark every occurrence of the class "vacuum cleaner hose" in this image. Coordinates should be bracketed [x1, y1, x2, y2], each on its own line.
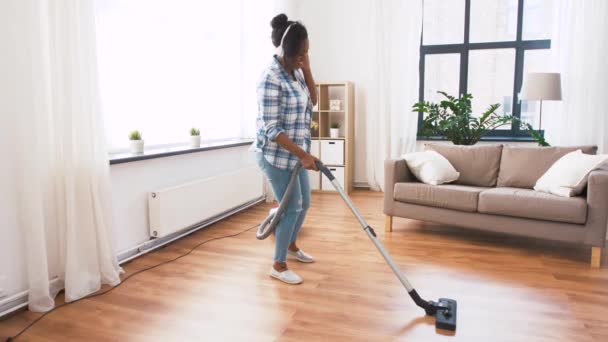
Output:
[256, 160, 333, 240]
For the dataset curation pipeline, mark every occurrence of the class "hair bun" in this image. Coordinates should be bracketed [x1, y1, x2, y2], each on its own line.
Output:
[271, 13, 289, 29]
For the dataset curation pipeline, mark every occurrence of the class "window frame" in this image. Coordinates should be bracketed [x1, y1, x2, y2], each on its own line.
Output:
[418, 0, 551, 139]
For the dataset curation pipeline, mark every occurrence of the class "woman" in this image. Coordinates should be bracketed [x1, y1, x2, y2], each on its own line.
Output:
[253, 14, 318, 285]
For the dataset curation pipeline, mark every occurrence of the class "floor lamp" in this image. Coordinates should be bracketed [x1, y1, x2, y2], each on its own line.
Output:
[520, 72, 562, 132]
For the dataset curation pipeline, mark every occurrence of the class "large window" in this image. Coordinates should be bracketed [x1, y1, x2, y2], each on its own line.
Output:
[419, 0, 553, 138]
[95, 0, 274, 151]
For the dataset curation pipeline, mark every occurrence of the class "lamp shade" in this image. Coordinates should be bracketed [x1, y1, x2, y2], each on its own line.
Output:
[521, 72, 562, 101]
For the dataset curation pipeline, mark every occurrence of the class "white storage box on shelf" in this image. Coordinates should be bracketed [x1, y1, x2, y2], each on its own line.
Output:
[321, 166, 345, 191]
[321, 140, 344, 165]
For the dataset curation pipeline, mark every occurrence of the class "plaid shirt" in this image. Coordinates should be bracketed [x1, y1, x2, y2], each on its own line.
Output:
[252, 56, 312, 170]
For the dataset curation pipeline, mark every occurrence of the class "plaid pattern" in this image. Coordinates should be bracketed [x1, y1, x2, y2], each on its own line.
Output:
[252, 56, 312, 170]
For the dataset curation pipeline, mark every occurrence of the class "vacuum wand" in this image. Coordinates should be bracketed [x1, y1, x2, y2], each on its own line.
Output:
[257, 160, 457, 331]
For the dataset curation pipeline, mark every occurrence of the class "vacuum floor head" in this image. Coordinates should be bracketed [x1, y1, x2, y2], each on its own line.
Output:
[434, 298, 457, 331]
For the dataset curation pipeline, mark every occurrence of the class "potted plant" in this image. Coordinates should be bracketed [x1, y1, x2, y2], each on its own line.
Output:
[414, 92, 512, 145]
[190, 128, 201, 147]
[128, 130, 144, 154]
[311, 120, 319, 137]
[329, 122, 340, 138]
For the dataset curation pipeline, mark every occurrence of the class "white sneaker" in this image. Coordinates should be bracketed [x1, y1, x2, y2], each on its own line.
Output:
[288, 249, 315, 263]
[270, 268, 303, 285]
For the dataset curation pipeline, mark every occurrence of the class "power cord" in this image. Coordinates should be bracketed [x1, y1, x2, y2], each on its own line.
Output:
[4, 223, 259, 342]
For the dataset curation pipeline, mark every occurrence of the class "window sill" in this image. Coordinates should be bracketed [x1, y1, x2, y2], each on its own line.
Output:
[109, 139, 253, 165]
[416, 136, 539, 143]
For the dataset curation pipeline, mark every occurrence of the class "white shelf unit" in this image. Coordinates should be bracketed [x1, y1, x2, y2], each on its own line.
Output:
[309, 82, 354, 193]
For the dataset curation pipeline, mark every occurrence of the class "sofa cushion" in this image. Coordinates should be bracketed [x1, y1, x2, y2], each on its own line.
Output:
[535, 150, 608, 197]
[425, 144, 503, 187]
[478, 187, 587, 224]
[402, 151, 460, 185]
[394, 183, 489, 212]
[497, 145, 598, 189]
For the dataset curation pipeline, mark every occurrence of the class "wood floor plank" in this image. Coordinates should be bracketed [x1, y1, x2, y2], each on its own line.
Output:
[1, 190, 607, 341]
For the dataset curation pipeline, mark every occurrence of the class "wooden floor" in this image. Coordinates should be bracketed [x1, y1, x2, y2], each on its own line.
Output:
[2, 191, 608, 341]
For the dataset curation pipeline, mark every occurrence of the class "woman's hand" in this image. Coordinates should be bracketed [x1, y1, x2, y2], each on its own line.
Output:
[274, 133, 318, 171]
[298, 53, 311, 72]
[300, 153, 319, 171]
[298, 53, 317, 106]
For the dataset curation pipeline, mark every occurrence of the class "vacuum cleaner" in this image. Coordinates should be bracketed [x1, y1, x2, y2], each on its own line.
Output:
[257, 160, 457, 331]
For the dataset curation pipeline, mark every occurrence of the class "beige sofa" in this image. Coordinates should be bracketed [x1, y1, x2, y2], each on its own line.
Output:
[384, 144, 608, 267]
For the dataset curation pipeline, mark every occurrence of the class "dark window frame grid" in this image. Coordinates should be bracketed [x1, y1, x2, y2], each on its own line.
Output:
[418, 0, 551, 139]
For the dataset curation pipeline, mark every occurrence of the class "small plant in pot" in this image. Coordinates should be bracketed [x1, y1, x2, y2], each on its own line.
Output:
[128, 130, 144, 154]
[190, 128, 201, 147]
[329, 122, 340, 138]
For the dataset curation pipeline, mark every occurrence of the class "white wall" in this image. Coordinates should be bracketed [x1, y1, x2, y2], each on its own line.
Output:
[288, 0, 375, 185]
[0, 145, 259, 303]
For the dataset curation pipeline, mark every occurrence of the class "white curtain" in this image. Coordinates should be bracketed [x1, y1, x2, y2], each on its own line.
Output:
[544, 0, 608, 152]
[365, 0, 422, 190]
[1, 0, 122, 312]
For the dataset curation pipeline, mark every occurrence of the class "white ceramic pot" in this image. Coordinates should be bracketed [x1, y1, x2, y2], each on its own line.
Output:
[190, 135, 201, 148]
[130, 140, 144, 154]
[330, 128, 340, 138]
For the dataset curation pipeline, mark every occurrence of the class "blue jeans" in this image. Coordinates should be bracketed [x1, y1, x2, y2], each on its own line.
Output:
[256, 152, 311, 262]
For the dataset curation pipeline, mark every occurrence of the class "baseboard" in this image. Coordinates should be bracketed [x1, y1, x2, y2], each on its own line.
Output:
[353, 181, 370, 189]
[0, 196, 265, 319]
[0, 292, 29, 318]
[0, 278, 62, 318]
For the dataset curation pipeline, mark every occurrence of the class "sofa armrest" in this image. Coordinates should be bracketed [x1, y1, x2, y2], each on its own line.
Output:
[384, 159, 415, 215]
[585, 169, 608, 246]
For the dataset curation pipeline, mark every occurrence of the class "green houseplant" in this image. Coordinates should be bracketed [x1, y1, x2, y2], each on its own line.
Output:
[509, 117, 550, 146]
[414, 92, 512, 145]
[190, 127, 201, 148]
[128, 130, 144, 154]
[415, 91, 551, 146]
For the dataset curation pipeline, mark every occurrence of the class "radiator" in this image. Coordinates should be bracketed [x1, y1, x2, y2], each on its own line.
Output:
[148, 166, 263, 238]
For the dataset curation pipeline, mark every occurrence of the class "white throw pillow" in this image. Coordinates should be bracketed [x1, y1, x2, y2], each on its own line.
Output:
[402, 151, 460, 185]
[534, 150, 608, 197]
